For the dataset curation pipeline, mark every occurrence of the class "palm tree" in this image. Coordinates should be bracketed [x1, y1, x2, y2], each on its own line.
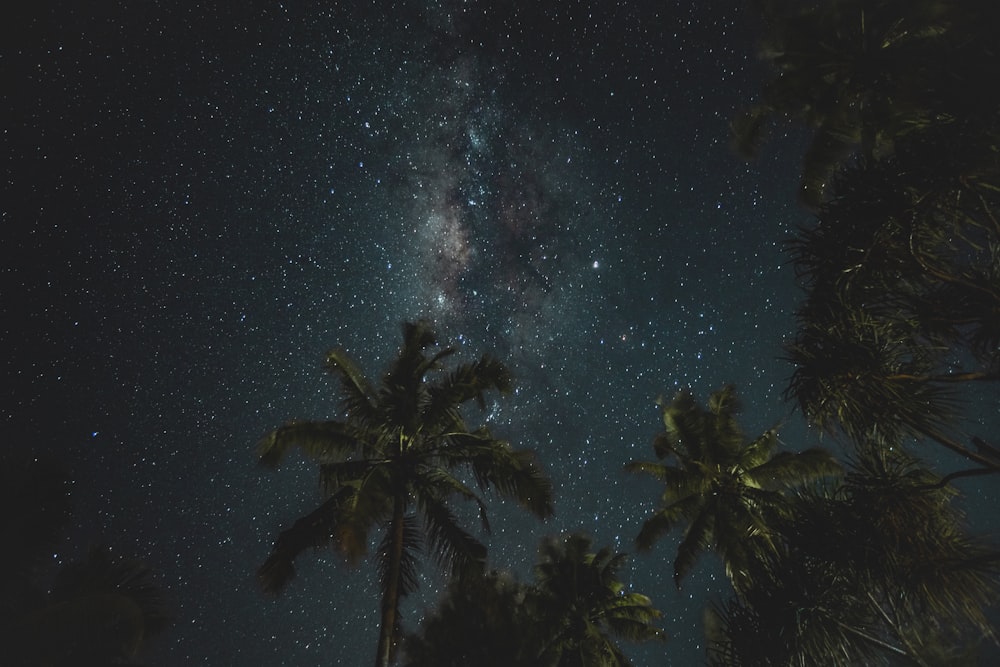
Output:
[734, 0, 965, 208]
[788, 119, 1000, 354]
[706, 444, 1000, 666]
[401, 568, 530, 667]
[403, 534, 664, 667]
[255, 320, 554, 667]
[785, 305, 1000, 472]
[626, 385, 839, 593]
[782, 117, 1000, 470]
[529, 533, 666, 666]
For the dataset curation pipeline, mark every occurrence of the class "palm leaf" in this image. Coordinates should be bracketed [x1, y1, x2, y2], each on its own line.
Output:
[257, 486, 354, 594]
[748, 448, 842, 490]
[386, 320, 444, 387]
[603, 610, 666, 642]
[48, 546, 170, 640]
[651, 431, 682, 461]
[623, 460, 677, 483]
[661, 389, 708, 461]
[415, 465, 491, 534]
[446, 432, 554, 519]
[634, 498, 693, 552]
[324, 347, 378, 425]
[335, 465, 394, 564]
[318, 458, 378, 498]
[376, 514, 422, 599]
[416, 492, 487, 576]
[596, 550, 629, 582]
[426, 354, 512, 426]
[256, 420, 357, 468]
[731, 105, 770, 159]
[627, 459, 713, 507]
[707, 385, 745, 461]
[673, 505, 714, 588]
[739, 428, 779, 469]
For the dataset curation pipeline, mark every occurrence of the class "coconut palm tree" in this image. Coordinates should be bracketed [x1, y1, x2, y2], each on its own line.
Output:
[529, 533, 666, 666]
[401, 568, 529, 667]
[255, 320, 554, 667]
[626, 386, 839, 593]
[404, 533, 665, 667]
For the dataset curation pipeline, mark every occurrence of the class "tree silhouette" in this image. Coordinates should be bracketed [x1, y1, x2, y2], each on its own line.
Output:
[18, 546, 170, 667]
[733, 0, 983, 208]
[402, 568, 529, 667]
[627, 385, 839, 593]
[784, 122, 1000, 470]
[402, 533, 665, 667]
[529, 533, 666, 666]
[256, 320, 554, 667]
[707, 445, 1000, 665]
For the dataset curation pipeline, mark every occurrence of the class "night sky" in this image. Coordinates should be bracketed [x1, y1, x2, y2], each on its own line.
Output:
[7, 2, 999, 665]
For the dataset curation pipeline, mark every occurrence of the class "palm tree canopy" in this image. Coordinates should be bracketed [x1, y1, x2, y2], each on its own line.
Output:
[531, 533, 666, 667]
[403, 534, 664, 667]
[734, 0, 993, 208]
[627, 386, 840, 592]
[402, 568, 530, 667]
[708, 445, 1000, 665]
[255, 321, 554, 666]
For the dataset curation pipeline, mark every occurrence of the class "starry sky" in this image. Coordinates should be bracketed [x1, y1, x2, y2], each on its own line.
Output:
[7, 1, 998, 665]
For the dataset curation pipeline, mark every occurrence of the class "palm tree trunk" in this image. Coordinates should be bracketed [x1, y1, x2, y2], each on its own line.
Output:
[375, 494, 405, 667]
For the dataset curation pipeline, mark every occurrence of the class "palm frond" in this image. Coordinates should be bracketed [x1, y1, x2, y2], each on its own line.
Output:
[318, 458, 378, 498]
[661, 389, 708, 461]
[324, 347, 379, 425]
[256, 420, 357, 468]
[257, 487, 354, 595]
[387, 320, 443, 387]
[416, 493, 487, 577]
[739, 427, 779, 469]
[748, 448, 842, 490]
[446, 432, 554, 519]
[336, 465, 394, 564]
[603, 608, 666, 643]
[48, 546, 171, 639]
[634, 501, 689, 552]
[624, 460, 681, 485]
[651, 431, 681, 461]
[426, 355, 512, 427]
[731, 105, 770, 159]
[596, 550, 629, 583]
[414, 465, 491, 534]
[673, 506, 714, 588]
[707, 385, 745, 460]
[377, 515, 423, 599]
